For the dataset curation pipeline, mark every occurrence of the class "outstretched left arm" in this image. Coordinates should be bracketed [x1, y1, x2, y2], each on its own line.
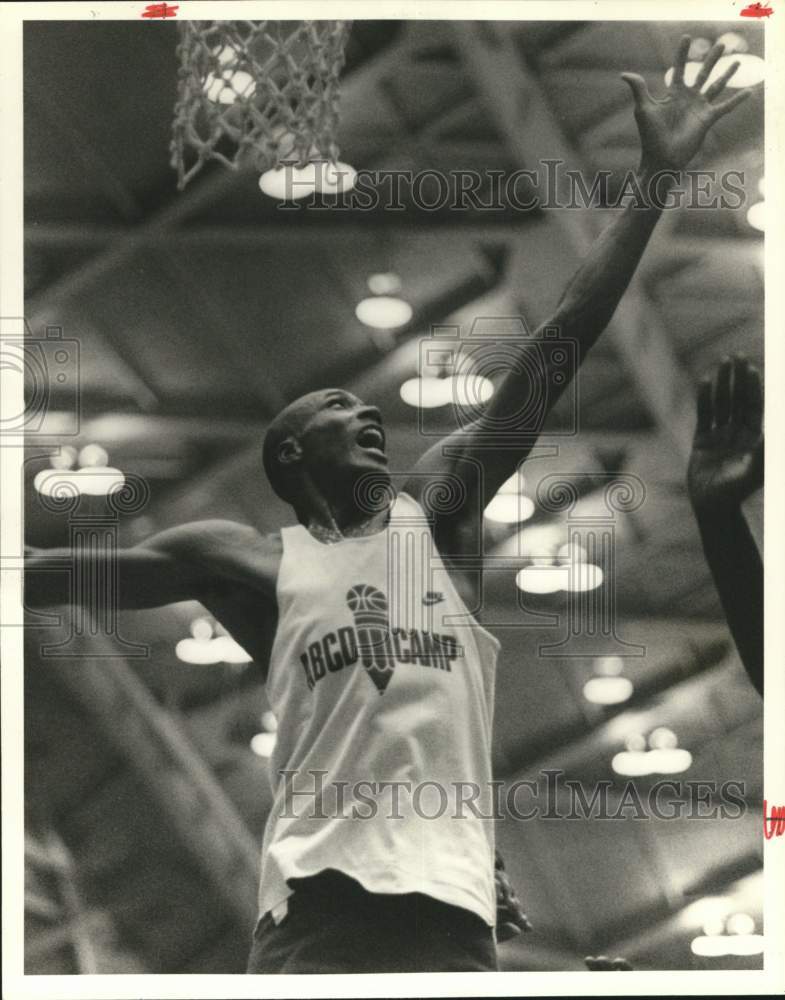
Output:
[404, 37, 753, 556]
[688, 357, 763, 696]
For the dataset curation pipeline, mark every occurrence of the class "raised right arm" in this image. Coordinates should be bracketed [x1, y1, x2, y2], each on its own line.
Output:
[24, 520, 251, 611]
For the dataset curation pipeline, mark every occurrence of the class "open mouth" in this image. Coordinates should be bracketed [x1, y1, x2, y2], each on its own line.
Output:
[356, 425, 386, 453]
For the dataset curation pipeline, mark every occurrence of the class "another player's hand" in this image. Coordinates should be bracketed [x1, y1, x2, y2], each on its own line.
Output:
[622, 35, 754, 171]
[688, 356, 763, 513]
[585, 955, 633, 971]
[494, 851, 532, 942]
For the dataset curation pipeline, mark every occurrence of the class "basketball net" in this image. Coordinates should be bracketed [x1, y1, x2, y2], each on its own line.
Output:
[170, 20, 352, 189]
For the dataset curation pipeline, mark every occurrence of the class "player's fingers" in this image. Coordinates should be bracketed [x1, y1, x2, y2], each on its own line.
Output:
[694, 42, 725, 90]
[731, 355, 748, 425]
[495, 870, 512, 895]
[744, 363, 763, 433]
[709, 88, 751, 121]
[612, 957, 633, 970]
[750, 438, 764, 488]
[695, 376, 713, 436]
[704, 59, 740, 101]
[620, 73, 654, 108]
[714, 357, 733, 426]
[671, 35, 692, 86]
[497, 922, 523, 942]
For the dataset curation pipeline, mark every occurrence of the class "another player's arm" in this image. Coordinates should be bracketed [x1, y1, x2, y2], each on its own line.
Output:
[404, 37, 753, 538]
[687, 357, 763, 696]
[24, 519, 258, 611]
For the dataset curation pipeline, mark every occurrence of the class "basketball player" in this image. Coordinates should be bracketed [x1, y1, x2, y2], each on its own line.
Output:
[26, 39, 752, 973]
[581, 357, 764, 975]
[688, 356, 763, 696]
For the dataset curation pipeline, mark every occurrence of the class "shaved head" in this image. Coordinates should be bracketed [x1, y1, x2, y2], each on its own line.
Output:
[262, 388, 387, 514]
[263, 391, 328, 503]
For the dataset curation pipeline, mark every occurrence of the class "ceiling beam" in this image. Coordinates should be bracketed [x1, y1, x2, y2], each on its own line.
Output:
[39, 646, 261, 931]
[25, 166, 245, 333]
[25, 221, 534, 248]
[25, 225, 764, 296]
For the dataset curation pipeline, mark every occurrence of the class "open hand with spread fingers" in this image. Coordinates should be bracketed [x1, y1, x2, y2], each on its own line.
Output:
[687, 356, 763, 513]
[622, 35, 755, 171]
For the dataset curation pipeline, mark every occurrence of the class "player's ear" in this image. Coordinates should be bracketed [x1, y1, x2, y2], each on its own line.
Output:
[277, 436, 302, 467]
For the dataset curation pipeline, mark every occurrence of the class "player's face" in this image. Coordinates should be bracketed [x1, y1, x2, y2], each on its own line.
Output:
[298, 389, 388, 478]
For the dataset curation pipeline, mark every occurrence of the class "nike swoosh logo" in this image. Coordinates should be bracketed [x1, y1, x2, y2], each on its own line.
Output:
[423, 592, 445, 606]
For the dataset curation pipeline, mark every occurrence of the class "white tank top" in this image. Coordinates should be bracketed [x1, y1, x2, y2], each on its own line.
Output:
[258, 492, 500, 926]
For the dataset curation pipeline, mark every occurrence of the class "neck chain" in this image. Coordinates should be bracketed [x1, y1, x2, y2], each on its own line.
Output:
[307, 506, 391, 545]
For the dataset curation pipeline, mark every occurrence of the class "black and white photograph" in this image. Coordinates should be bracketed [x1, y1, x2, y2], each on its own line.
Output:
[2, 2, 784, 995]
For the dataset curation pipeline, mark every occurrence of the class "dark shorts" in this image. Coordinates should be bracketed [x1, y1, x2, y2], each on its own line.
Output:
[246, 869, 498, 974]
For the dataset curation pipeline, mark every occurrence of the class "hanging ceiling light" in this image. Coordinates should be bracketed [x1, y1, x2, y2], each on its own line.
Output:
[648, 726, 678, 750]
[681, 895, 734, 929]
[515, 566, 567, 594]
[356, 295, 413, 329]
[203, 46, 256, 105]
[612, 729, 692, 776]
[610, 749, 654, 777]
[34, 442, 125, 498]
[400, 376, 452, 408]
[557, 541, 588, 564]
[595, 655, 624, 676]
[250, 732, 277, 758]
[688, 37, 712, 60]
[176, 620, 251, 665]
[715, 32, 749, 55]
[498, 470, 526, 494]
[567, 563, 603, 591]
[259, 163, 320, 201]
[400, 374, 494, 409]
[582, 675, 634, 705]
[747, 201, 765, 232]
[190, 617, 214, 641]
[726, 913, 756, 936]
[212, 635, 253, 664]
[175, 637, 221, 665]
[625, 733, 647, 752]
[78, 443, 109, 468]
[664, 52, 764, 90]
[702, 914, 728, 938]
[367, 273, 402, 295]
[484, 494, 535, 524]
[49, 445, 78, 470]
[646, 747, 693, 774]
[261, 710, 278, 733]
[691, 932, 764, 957]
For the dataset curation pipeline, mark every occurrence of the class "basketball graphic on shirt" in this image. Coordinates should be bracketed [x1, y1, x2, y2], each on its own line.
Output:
[346, 583, 389, 620]
[346, 584, 394, 694]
